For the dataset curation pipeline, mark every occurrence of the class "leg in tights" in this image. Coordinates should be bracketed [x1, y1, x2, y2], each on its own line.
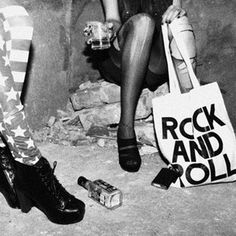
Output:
[0, 5, 33, 146]
[0, 5, 40, 165]
[3, 5, 33, 95]
[0, 5, 85, 224]
[112, 13, 156, 139]
[106, 14, 196, 172]
[108, 13, 158, 172]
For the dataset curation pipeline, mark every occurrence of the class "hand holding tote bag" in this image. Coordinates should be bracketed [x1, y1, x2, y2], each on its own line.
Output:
[152, 19, 236, 188]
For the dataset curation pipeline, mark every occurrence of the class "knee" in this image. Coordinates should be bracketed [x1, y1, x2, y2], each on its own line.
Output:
[132, 13, 155, 36]
[134, 13, 154, 25]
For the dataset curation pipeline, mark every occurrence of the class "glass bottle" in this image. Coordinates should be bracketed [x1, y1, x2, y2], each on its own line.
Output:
[77, 176, 122, 210]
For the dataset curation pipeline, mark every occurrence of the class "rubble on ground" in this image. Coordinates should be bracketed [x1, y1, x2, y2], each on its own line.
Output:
[32, 80, 168, 156]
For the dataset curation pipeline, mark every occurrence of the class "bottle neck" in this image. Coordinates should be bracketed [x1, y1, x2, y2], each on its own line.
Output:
[83, 180, 92, 190]
[78, 176, 92, 190]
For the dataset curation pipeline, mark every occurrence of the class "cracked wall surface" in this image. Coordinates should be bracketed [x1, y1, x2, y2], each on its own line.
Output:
[17, 0, 72, 128]
[15, 0, 236, 129]
[72, 0, 236, 128]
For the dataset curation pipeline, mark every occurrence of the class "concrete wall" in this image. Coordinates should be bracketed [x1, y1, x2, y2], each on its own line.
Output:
[18, 0, 236, 129]
[186, 0, 236, 128]
[72, 0, 236, 128]
[18, 0, 72, 128]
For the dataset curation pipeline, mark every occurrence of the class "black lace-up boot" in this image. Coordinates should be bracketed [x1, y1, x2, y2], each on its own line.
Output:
[0, 147, 20, 208]
[14, 157, 85, 224]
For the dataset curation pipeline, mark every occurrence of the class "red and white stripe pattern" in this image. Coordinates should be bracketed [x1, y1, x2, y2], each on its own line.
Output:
[0, 5, 41, 165]
[0, 5, 33, 94]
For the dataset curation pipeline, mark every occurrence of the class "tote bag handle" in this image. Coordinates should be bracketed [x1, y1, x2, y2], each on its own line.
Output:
[162, 23, 181, 94]
[162, 21, 200, 94]
[169, 20, 200, 89]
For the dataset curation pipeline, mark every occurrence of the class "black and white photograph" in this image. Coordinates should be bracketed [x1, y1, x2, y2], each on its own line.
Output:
[0, 0, 236, 235]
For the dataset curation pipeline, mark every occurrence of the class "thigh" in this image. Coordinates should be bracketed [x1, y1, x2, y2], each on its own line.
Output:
[0, 5, 33, 93]
[101, 14, 153, 84]
[108, 14, 143, 68]
[148, 29, 168, 75]
[112, 13, 168, 75]
[99, 14, 168, 87]
[0, 39, 19, 113]
[97, 52, 121, 85]
[109, 13, 156, 68]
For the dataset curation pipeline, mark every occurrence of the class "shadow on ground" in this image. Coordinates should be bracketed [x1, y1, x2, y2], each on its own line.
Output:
[1, 142, 236, 236]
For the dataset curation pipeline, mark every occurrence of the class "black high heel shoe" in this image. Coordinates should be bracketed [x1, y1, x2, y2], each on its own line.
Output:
[14, 157, 85, 225]
[117, 137, 142, 172]
[0, 147, 20, 208]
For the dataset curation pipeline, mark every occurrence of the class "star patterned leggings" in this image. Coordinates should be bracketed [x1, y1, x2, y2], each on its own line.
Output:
[0, 5, 41, 165]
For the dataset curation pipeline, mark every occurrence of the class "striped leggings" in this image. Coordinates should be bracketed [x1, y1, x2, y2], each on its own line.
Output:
[0, 5, 41, 165]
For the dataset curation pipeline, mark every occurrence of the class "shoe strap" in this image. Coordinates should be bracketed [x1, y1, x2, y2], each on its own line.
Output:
[117, 137, 137, 148]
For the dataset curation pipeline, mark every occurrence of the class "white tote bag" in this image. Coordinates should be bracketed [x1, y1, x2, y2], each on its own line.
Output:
[152, 20, 236, 188]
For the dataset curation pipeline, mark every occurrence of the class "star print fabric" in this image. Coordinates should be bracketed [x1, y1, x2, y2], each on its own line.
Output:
[0, 5, 41, 165]
[0, 5, 33, 95]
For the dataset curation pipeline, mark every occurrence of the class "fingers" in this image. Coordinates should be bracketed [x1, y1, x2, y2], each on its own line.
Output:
[105, 20, 122, 40]
[104, 22, 114, 39]
[162, 5, 186, 24]
[104, 21, 114, 30]
[83, 24, 93, 37]
[83, 20, 120, 45]
[83, 26, 94, 44]
[178, 9, 186, 18]
[87, 38, 93, 45]
[83, 24, 96, 45]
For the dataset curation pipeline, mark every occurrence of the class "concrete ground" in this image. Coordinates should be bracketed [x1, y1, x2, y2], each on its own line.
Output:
[1, 142, 236, 236]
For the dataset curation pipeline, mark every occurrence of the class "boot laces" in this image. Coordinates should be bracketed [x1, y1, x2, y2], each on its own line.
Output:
[39, 161, 72, 203]
[0, 149, 15, 186]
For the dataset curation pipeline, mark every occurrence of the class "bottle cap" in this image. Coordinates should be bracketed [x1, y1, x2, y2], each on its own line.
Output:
[77, 176, 89, 189]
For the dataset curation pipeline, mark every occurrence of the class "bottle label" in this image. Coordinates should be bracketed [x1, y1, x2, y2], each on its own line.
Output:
[94, 179, 118, 193]
[89, 179, 122, 209]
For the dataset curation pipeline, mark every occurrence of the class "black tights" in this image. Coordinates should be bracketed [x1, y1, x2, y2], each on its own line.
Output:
[119, 15, 155, 138]
[98, 13, 196, 139]
[107, 13, 167, 139]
